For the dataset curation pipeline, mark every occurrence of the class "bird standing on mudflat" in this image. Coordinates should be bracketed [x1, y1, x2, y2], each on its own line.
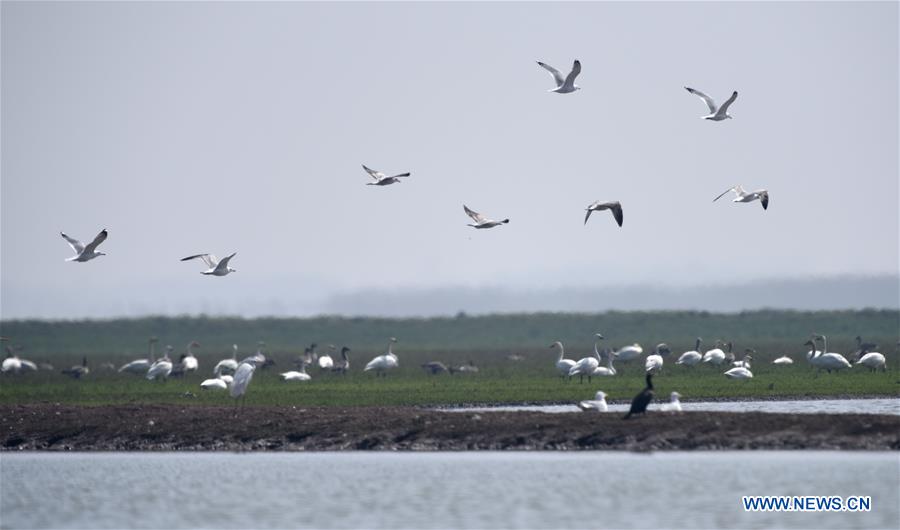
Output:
[624, 372, 655, 419]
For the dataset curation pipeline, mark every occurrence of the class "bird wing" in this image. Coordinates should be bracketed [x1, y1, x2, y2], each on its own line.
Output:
[563, 60, 581, 87]
[181, 254, 217, 268]
[362, 164, 386, 181]
[60, 232, 85, 254]
[82, 229, 108, 254]
[536, 61, 565, 87]
[463, 205, 486, 223]
[609, 202, 624, 227]
[584, 207, 595, 225]
[215, 252, 236, 272]
[758, 191, 769, 210]
[390, 172, 411, 179]
[684, 87, 717, 114]
[713, 187, 737, 202]
[717, 91, 738, 115]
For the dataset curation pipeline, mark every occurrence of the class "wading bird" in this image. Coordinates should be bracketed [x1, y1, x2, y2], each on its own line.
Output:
[578, 391, 608, 412]
[676, 338, 703, 367]
[364, 337, 399, 376]
[551, 341, 577, 380]
[624, 373, 654, 419]
[584, 201, 623, 227]
[684, 86, 738, 121]
[569, 334, 605, 383]
[713, 185, 770, 210]
[463, 205, 509, 229]
[180, 253, 237, 276]
[120, 337, 159, 375]
[362, 164, 410, 186]
[60, 229, 108, 262]
[230, 356, 261, 413]
[536, 59, 581, 93]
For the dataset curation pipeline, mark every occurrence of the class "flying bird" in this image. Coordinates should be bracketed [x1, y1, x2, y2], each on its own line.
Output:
[180, 253, 237, 276]
[536, 60, 581, 93]
[713, 186, 769, 210]
[464, 205, 509, 229]
[60, 229, 108, 262]
[362, 164, 410, 186]
[684, 87, 738, 121]
[584, 201, 623, 227]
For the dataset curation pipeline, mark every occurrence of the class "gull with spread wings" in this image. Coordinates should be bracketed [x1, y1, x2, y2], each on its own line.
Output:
[684, 87, 738, 121]
[181, 252, 238, 276]
[536, 60, 581, 93]
[584, 201, 624, 227]
[60, 229, 108, 262]
[362, 164, 410, 186]
[713, 186, 770, 210]
[463, 205, 509, 229]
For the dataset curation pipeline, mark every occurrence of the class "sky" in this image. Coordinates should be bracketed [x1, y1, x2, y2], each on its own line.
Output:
[1, 1, 898, 319]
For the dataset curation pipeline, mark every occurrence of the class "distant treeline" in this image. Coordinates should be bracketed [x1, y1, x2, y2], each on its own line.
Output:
[1, 310, 897, 357]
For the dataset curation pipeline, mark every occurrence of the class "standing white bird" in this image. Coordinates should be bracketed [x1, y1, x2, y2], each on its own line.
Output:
[318, 344, 335, 370]
[684, 87, 738, 121]
[119, 337, 158, 375]
[180, 253, 237, 276]
[577, 391, 608, 412]
[536, 59, 581, 93]
[463, 205, 509, 229]
[855, 351, 886, 372]
[773, 355, 794, 365]
[584, 201, 623, 227]
[178, 341, 200, 373]
[569, 334, 604, 383]
[362, 164, 410, 186]
[60, 229, 108, 262]
[551, 341, 577, 379]
[613, 343, 644, 363]
[364, 337, 400, 376]
[147, 346, 174, 381]
[702, 340, 726, 365]
[809, 337, 852, 374]
[713, 185, 770, 210]
[213, 345, 239, 376]
[230, 357, 260, 411]
[659, 391, 683, 412]
[645, 344, 666, 374]
[676, 338, 704, 367]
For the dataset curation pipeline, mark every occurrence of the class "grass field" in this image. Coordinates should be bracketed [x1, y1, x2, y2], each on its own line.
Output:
[1, 311, 896, 406]
[1, 347, 896, 407]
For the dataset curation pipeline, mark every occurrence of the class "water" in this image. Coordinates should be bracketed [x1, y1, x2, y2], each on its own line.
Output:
[448, 397, 900, 415]
[1, 452, 897, 529]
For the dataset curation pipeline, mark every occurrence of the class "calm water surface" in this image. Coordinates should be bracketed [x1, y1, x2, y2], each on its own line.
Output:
[1, 452, 897, 529]
[450, 398, 900, 415]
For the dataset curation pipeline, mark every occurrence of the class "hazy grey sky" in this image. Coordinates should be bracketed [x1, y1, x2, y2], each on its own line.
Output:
[2, 2, 897, 319]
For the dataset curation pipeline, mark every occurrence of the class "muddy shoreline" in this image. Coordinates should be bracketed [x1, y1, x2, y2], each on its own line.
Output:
[2, 404, 898, 451]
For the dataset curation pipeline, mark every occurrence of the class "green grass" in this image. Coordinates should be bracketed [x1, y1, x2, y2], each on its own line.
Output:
[1, 351, 896, 407]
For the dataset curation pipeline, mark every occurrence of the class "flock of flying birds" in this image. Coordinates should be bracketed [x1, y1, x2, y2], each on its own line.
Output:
[56, 58, 770, 274]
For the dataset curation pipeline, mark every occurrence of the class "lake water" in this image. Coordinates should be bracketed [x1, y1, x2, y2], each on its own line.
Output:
[1, 452, 897, 529]
[447, 397, 900, 416]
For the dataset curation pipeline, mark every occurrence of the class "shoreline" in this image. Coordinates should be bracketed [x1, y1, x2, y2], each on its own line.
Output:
[2, 404, 898, 452]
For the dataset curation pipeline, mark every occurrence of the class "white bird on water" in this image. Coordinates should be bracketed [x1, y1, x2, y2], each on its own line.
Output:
[536, 60, 581, 93]
[714, 185, 770, 211]
[364, 338, 400, 376]
[550, 341, 576, 379]
[363, 164, 410, 186]
[684, 86, 738, 121]
[584, 201, 623, 227]
[464, 205, 509, 229]
[578, 391, 608, 412]
[60, 229, 108, 262]
[181, 253, 237, 276]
